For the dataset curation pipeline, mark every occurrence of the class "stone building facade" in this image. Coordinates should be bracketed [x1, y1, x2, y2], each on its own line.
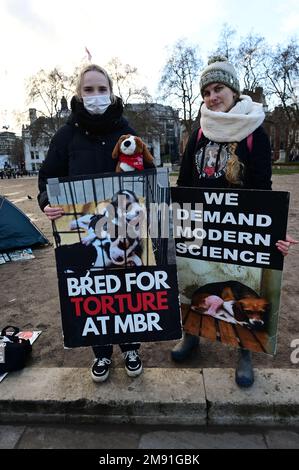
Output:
[22, 97, 70, 172]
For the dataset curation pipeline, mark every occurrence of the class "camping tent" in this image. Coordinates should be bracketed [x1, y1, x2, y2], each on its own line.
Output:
[0, 196, 49, 251]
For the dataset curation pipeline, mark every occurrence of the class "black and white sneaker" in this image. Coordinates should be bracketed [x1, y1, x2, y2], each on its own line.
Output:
[91, 357, 111, 383]
[123, 350, 143, 377]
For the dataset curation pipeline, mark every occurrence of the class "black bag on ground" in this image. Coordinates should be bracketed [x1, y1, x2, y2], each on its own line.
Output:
[0, 326, 32, 374]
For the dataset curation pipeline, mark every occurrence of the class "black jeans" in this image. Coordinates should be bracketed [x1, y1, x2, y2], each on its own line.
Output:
[92, 343, 140, 359]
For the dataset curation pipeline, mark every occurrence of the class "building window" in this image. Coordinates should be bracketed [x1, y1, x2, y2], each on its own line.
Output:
[35, 152, 39, 159]
[295, 130, 299, 143]
[32, 163, 36, 171]
[30, 151, 35, 159]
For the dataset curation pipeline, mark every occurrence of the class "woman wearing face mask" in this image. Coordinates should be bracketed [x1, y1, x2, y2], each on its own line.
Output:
[38, 64, 155, 383]
[171, 56, 298, 388]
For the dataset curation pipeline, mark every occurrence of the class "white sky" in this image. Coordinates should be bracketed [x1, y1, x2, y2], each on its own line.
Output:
[0, 0, 298, 133]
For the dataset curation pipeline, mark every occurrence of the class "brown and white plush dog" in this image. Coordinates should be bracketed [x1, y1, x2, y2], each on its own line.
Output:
[112, 134, 154, 172]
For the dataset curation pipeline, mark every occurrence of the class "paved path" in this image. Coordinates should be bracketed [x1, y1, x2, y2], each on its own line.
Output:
[1, 367, 299, 428]
[1, 423, 299, 449]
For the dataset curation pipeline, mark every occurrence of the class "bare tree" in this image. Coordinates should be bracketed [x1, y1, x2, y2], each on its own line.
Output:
[264, 41, 299, 114]
[263, 40, 299, 160]
[105, 57, 157, 138]
[106, 57, 151, 105]
[211, 23, 237, 62]
[211, 27, 267, 93]
[236, 33, 268, 92]
[26, 67, 76, 142]
[159, 39, 202, 136]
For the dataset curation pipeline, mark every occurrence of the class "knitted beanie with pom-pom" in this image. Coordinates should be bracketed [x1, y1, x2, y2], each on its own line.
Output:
[200, 56, 240, 96]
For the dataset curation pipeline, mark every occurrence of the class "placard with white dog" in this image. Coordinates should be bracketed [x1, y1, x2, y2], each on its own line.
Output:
[47, 169, 182, 348]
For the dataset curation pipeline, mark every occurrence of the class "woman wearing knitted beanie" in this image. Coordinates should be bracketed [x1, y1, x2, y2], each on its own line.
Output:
[171, 56, 298, 387]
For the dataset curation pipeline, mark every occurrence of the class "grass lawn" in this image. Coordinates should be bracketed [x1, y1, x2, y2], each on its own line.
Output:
[272, 168, 299, 175]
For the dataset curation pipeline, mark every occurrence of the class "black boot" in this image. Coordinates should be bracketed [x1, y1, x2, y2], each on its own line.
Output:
[171, 332, 199, 362]
[235, 348, 254, 388]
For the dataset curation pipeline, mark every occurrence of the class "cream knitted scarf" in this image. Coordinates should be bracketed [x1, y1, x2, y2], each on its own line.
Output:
[200, 94, 265, 143]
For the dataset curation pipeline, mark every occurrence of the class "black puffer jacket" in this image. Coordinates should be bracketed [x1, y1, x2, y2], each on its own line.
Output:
[38, 96, 154, 210]
[177, 125, 272, 190]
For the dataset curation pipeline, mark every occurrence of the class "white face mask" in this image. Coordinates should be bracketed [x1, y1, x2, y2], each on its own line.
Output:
[83, 94, 111, 115]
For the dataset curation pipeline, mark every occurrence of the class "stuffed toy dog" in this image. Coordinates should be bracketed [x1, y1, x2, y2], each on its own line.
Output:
[112, 134, 154, 172]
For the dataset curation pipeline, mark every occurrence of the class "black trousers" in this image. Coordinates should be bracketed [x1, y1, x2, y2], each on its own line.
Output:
[92, 343, 140, 359]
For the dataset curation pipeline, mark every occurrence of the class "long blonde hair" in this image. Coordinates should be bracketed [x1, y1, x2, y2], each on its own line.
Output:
[225, 93, 244, 186]
[226, 142, 244, 185]
[75, 64, 116, 103]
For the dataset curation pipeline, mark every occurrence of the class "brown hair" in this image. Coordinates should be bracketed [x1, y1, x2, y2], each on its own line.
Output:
[224, 95, 244, 185]
[226, 142, 244, 185]
[75, 64, 116, 103]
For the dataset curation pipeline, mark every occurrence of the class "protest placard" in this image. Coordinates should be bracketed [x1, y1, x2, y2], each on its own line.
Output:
[47, 169, 182, 347]
[171, 187, 289, 355]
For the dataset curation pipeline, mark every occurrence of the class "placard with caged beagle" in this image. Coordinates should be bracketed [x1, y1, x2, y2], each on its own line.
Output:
[171, 187, 289, 355]
[47, 168, 182, 348]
